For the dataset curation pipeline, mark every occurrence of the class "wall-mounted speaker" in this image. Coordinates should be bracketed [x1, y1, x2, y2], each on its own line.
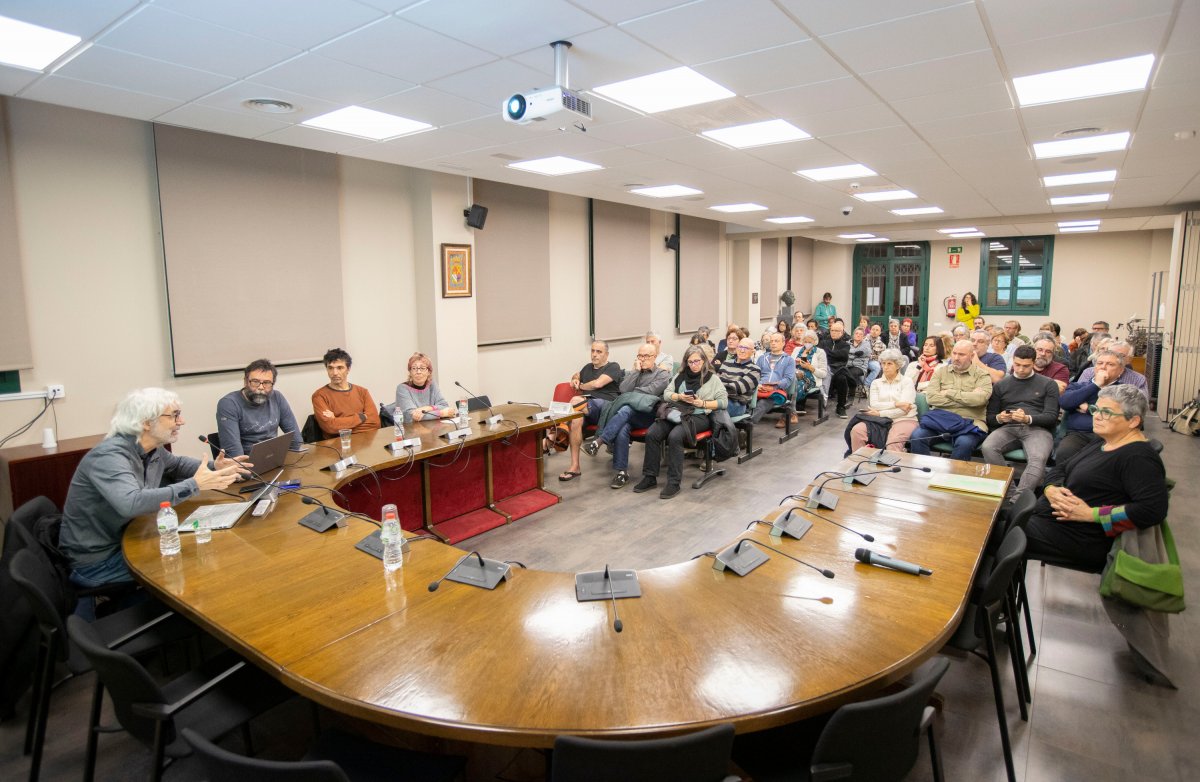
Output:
[464, 204, 489, 230]
[665, 233, 680, 251]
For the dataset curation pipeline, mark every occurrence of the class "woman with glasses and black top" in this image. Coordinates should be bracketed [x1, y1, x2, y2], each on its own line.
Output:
[633, 345, 728, 500]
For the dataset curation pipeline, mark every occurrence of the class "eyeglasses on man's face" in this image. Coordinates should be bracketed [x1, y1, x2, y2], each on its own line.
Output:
[159, 410, 183, 422]
[247, 379, 274, 389]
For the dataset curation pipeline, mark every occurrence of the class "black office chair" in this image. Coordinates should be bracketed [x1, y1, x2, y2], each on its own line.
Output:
[301, 415, 324, 444]
[551, 723, 737, 782]
[204, 432, 221, 459]
[807, 656, 950, 782]
[942, 527, 1028, 782]
[10, 548, 191, 782]
[67, 615, 292, 782]
[182, 726, 465, 782]
[1004, 488, 1040, 669]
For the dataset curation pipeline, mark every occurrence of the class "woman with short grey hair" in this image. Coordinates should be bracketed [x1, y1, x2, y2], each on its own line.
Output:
[849, 348, 918, 453]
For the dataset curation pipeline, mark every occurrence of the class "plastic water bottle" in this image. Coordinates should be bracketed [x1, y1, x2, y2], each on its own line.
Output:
[193, 517, 211, 544]
[157, 502, 180, 556]
[381, 503, 403, 573]
[457, 399, 469, 427]
[393, 417, 405, 441]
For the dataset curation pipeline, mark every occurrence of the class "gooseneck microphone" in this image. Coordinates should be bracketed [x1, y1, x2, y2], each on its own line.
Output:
[855, 547, 933, 576]
[780, 505, 874, 542]
[852, 459, 932, 475]
[198, 434, 254, 476]
[807, 466, 901, 509]
[742, 540, 835, 579]
[299, 495, 376, 524]
[604, 564, 623, 633]
[428, 552, 485, 592]
[507, 400, 546, 410]
[454, 380, 495, 423]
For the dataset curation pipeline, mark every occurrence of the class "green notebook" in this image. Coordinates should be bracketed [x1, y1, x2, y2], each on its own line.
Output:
[928, 473, 1007, 498]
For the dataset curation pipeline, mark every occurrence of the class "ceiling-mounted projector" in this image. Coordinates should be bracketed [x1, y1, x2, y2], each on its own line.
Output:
[502, 40, 591, 125]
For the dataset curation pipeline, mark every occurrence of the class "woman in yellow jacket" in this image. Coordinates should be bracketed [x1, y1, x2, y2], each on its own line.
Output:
[955, 291, 980, 330]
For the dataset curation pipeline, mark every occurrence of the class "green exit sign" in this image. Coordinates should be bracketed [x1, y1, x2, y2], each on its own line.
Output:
[947, 245, 963, 254]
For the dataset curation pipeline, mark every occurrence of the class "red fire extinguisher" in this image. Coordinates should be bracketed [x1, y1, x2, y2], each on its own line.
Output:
[944, 295, 957, 318]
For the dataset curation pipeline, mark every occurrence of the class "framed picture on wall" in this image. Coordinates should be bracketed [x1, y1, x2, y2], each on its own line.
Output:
[441, 243, 472, 298]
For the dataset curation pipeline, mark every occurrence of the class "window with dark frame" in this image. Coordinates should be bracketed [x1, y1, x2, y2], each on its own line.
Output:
[978, 236, 1053, 315]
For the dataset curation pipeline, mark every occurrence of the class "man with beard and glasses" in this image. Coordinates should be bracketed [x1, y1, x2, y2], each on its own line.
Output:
[1032, 336, 1070, 393]
[217, 358, 305, 456]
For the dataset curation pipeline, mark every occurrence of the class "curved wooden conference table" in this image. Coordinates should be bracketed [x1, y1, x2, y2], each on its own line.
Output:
[123, 404, 1010, 749]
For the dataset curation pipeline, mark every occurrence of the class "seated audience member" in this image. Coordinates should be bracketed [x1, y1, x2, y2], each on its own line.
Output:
[751, 333, 796, 424]
[715, 324, 743, 363]
[1025, 385, 1168, 573]
[951, 323, 969, 343]
[908, 339, 993, 460]
[1003, 320, 1030, 359]
[644, 331, 675, 372]
[60, 389, 246, 590]
[864, 322, 885, 389]
[905, 336, 944, 392]
[791, 329, 828, 420]
[783, 323, 803, 356]
[312, 347, 380, 436]
[776, 318, 792, 339]
[981, 345, 1060, 492]
[848, 327, 871, 393]
[560, 340, 622, 481]
[808, 318, 824, 337]
[990, 331, 1011, 370]
[395, 352, 456, 424]
[850, 349, 917, 453]
[970, 329, 1008, 383]
[584, 344, 671, 489]
[900, 318, 918, 347]
[1077, 339, 1148, 397]
[634, 346, 728, 499]
[1033, 336, 1070, 392]
[1068, 327, 1089, 353]
[216, 358, 304, 457]
[718, 338, 762, 418]
[1057, 349, 1131, 462]
[1040, 321, 1070, 358]
[696, 325, 716, 352]
[820, 320, 853, 419]
[939, 332, 955, 357]
[885, 318, 906, 354]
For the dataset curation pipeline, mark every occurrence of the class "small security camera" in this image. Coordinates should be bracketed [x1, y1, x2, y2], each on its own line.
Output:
[842, 206, 854, 216]
[849, 182, 861, 191]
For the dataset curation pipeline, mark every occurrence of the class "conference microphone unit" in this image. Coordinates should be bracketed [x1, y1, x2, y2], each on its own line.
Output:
[455, 380, 503, 427]
[806, 467, 901, 509]
[197, 434, 257, 479]
[780, 504, 875, 543]
[509, 400, 553, 422]
[752, 540, 836, 579]
[862, 447, 901, 466]
[712, 540, 834, 578]
[854, 547, 932, 576]
[298, 495, 347, 533]
[575, 566, 640, 633]
[427, 551, 511, 591]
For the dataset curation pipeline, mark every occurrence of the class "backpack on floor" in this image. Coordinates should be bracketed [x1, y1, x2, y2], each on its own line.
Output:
[1168, 395, 1200, 436]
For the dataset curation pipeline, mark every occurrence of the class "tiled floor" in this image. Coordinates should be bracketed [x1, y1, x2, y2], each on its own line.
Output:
[2, 413, 1196, 781]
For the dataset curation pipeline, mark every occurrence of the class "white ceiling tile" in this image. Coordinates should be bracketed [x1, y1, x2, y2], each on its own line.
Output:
[1154, 48, 1200, 88]
[426, 58, 552, 107]
[313, 17, 498, 84]
[98, 5, 298, 77]
[54, 45, 233, 102]
[914, 109, 1021, 142]
[1019, 91, 1143, 138]
[400, 0, 606, 58]
[366, 87, 492, 127]
[566, 0, 697, 25]
[696, 40, 848, 96]
[1000, 15, 1171, 78]
[155, 103, 293, 139]
[750, 77, 880, 118]
[509, 26, 676, 88]
[982, 0, 1175, 46]
[786, 102, 903, 139]
[618, 0, 805, 66]
[891, 82, 1014, 124]
[0, 0, 140, 37]
[154, 0, 385, 49]
[581, 116, 691, 146]
[776, 0, 968, 36]
[823, 126, 925, 162]
[255, 123, 389, 153]
[20, 75, 179, 121]
[0, 64, 40, 94]
[195, 81, 341, 122]
[862, 50, 1006, 102]
[862, 142, 943, 172]
[1165, 0, 1200, 53]
[447, 113, 569, 145]
[253, 53, 414, 105]
[352, 129, 494, 166]
[821, 4, 991, 74]
[631, 134, 750, 169]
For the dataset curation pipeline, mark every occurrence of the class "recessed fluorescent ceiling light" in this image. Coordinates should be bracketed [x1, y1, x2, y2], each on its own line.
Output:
[0, 15, 81, 70]
[764, 216, 814, 224]
[701, 119, 810, 149]
[891, 206, 944, 216]
[1060, 226, 1100, 232]
[1013, 54, 1154, 107]
[710, 203, 768, 213]
[592, 67, 734, 113]
[854, 189, 916, 202]
[1058, 219, 1101, 228]
[795, 163, 877, 181]
[950, 232, 985, 238]
[1042, 170, 1118, 187]
[838, 233, 875, 239]
[301, 106, 432, 140]
[629, 184, 703, 198]
[857, 237, 890, 242]
[1033, 132, 1129, 159]
[938, 227, 976, 234]
[1049, 193, 1111, 205]
[507, 156, 602, 176]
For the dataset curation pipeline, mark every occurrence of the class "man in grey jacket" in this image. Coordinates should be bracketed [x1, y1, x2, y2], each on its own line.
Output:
[59, 388, 246, 592]
[584, 344, 670, 488]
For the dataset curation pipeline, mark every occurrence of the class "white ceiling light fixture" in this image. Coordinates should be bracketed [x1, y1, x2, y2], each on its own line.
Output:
[857, 237, 891, 243]
[1049, 193, 1111, 205]
[1058, 219, 1101, 228]
[938, 227, 977, 234]
[629, 184, 703, 198]
[795, 163, 877, 181]
[507, 156, 603, 176]
[1060, 226, 1100, 232]
[0, 15, 81, 71]
[949, 231, 985, 238]
[838, 233, 875, 239]
[1013, 54, 1155, 107]
[891, 206, 944, 216]
[1033, 132, 1130, 159]
[710, 203, 768, 213]
[301, 106, 432, 141]
[700, 119, 811, 149]
[764, 216, 814, 224]
[1042, 170, 1117, 187]
[853, 189, 917, 202]
[592, 67, 735, 114]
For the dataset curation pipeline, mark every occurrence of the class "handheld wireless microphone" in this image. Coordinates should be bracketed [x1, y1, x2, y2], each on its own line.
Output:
[854, 548, 932, 576]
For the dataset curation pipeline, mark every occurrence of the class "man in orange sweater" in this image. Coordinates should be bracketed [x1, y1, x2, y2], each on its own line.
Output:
[312, 347, 380, 436]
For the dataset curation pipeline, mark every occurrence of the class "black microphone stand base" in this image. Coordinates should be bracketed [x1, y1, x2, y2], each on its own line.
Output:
[446, 557, 511, 589]
[770, 515, 813, 541]
[298, 507, 346, 533]
[806, 488, 839, 511]
[712, 542, 769, 576]
[575, 569, 641, 600]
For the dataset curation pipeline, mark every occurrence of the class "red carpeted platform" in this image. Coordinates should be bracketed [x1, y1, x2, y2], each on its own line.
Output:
[493, 488, 559, 521]
[429, 508, 508, 545]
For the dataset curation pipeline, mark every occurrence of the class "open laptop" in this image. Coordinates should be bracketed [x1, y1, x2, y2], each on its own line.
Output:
[181, 468, 284, 532]
[244, 431, 295, 473]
